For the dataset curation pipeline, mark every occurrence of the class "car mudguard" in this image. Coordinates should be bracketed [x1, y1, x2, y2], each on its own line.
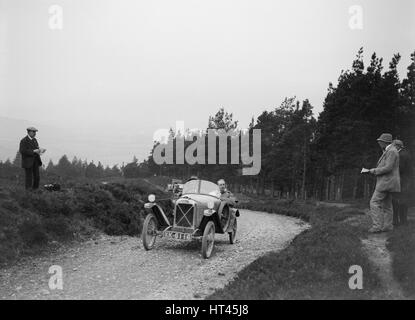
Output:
[200, 212, 223, 234]
[144, 203, 171, 227]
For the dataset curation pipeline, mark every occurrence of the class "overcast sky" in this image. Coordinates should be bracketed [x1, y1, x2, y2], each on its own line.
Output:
[0, 0, 414, 165]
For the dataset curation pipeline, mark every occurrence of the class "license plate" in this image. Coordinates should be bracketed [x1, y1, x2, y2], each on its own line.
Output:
[164, 231, 192, 241]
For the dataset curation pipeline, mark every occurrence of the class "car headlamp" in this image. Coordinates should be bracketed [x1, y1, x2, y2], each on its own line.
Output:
[207, 201, 214, 209]
[148, 194, 156, 203]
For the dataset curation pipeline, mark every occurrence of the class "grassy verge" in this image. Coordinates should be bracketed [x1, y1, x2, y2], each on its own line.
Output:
[0, 178, 170, 265]
[236, 196, 314, 222]
[386, 220, 415, 298]
[208, 200, 384, 299]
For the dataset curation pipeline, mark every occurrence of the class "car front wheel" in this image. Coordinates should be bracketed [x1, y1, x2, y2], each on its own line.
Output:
[201, 220, 215, 259]
[142, 213, 158, 250]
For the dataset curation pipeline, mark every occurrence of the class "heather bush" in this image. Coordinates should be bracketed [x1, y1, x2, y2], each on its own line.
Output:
[18, 217, 48, 247]
[0, 179, 168, 265]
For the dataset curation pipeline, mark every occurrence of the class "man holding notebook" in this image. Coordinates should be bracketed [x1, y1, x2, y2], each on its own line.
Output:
[19, 127, 46, 190]
[366, 133, 400, 233]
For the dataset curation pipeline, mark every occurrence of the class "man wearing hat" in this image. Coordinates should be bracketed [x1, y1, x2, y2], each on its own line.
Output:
[367, 133, 400, 233]
[392, 139, 413, 226]
[19, 127, 46, 190]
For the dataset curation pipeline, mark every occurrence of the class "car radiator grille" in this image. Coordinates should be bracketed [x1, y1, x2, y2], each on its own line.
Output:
[175, 203, 194, 228]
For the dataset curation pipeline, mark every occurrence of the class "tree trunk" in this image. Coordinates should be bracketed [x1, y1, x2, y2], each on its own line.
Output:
[256, 177, 260, 195]
[301, 133, 307, 200]
[332, 176, 336, 201]
[336, 172, 344, 201]
[325, 177, 329, 201]
[352, 170, 359, 199]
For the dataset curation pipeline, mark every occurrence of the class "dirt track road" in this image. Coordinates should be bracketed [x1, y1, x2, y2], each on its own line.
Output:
[0, 210, 308, 300]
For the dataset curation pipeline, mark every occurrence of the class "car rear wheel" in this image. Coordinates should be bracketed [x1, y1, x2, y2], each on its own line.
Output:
[201, 221, 215, 259]
[229, 219, 237, 244]
[142, 213, 158, 250]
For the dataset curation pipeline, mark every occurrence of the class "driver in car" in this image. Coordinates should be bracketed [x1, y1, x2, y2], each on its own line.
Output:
[218, 179, 236, 207]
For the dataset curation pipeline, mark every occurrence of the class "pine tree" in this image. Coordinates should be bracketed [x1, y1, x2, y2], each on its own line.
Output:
[399, 51, 415, 151]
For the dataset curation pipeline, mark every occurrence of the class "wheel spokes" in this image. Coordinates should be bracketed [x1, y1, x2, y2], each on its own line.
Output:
[146, 219, 157, 244]
[147, 220, 155, 235]
[207, 227, 214, 251]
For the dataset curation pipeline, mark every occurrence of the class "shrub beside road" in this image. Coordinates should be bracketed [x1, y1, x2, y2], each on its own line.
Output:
[0, 179, 170, 265]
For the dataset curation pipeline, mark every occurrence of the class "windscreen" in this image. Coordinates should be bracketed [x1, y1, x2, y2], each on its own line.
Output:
[181, 180, 220, 197]
[200, 181, 220, 197]
[182, 180, 199, 194]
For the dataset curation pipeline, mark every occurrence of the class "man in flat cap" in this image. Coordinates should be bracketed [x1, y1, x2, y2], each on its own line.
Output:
[19, 127, 46, 190]
[367, 133, 400, 233]
[392, 139, 413, 226]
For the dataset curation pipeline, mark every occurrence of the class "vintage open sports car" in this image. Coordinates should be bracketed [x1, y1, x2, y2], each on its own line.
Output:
[142, 179, 239, 259]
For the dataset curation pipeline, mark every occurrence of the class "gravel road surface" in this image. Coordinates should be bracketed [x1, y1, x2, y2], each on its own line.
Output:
[0, 209, 308, 300]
